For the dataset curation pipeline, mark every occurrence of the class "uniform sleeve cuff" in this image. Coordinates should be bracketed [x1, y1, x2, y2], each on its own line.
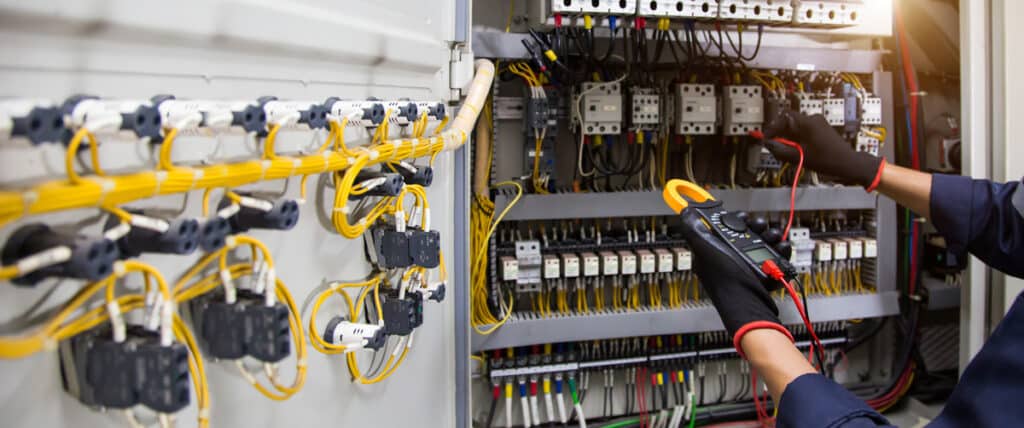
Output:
[864, 159, 886, 193]
[733, 321, 794, 359]
[778, 374, 891, 428]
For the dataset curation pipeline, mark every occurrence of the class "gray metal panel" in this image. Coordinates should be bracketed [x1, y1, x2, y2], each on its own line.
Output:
[875, 71, 898, 294]
[493, 187, 878, 221]
[472, 291, 900, 351]
[454, 145, 471, 428]
[472, 31, 884, 73]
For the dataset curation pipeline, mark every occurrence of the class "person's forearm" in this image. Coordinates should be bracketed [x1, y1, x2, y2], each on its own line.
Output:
[875, 163, 933, 218]
[740, 329, 816, 403]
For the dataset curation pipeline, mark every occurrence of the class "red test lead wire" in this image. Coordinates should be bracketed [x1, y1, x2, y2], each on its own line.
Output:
[748, 131, 803, 242]
[762, 260, 825, 369]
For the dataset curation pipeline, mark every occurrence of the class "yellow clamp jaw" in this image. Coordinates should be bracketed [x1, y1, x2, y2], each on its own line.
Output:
[662, 179, 718, 214]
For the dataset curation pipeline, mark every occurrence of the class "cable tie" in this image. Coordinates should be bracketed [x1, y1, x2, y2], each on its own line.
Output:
[187, 169, 204, 190]
[112, 260, 127, 276]
[198, 409, 211, 420]
[259, 159, 272, 181]
[153, 171, 168, 196]
[107, 301, 126, 342]
[91, 177, 116, 205]
[221, 269, 237, 303]
[225, 236, 238, 248]
[238, 196, 274, 212]
[320, 151, 331, 172]
[20, 190, 37, 216]
[43, 338, 58, 352]
[289, 158, 302, 176]
[395, 210, 406, 232]
[297, 357, 308, 368]
[333, 205, 351, 214]
[15, 246, 72, 275]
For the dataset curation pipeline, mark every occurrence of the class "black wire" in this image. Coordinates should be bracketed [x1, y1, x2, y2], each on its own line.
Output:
[485, 392, 499, 428]
[796, 278, 827, 373]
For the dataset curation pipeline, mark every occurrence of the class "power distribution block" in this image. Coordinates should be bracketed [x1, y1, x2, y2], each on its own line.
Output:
[861, 97, 883, 125]
[629, 88, 660, 130]
[675, 84, 717, 135]
[723, 85, 763, 136]
[823, 98, 846, 126]
[578, 82, 622, 135]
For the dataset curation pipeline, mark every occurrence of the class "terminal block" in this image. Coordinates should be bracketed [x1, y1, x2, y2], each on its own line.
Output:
[348, 171, 405, 200]
[577, 82, 622, 135]
[723, 85, 763, 136]
[219, 195, 299, 232]
[372, 228, 441, 269]
[794, 0, 861, 27]
[675, 84, 717, 135]
[322, 98, 386, 128]
[792, 94, 824, 116]
[1, 223, 119, 286]
[0, 99, 65, 144]
[629, 88, 660, 131]
[188, 289, 291, 363]
[105, 213, 200, 258]
[61, 95, 162, 140]
[384, 100, 419, 126]
[381, 292, 423, 336]
[676, 0, 719, 19]
[60, 325, 190, 413]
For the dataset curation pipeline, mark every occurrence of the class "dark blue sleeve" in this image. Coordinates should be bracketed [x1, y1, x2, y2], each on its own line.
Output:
[930, 291, 1024, 427]
[929, 174, 1024, 278]
[777, 374, 894, 428]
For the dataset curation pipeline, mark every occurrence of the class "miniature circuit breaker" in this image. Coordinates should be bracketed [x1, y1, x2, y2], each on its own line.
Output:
[675, 84, 717, 135]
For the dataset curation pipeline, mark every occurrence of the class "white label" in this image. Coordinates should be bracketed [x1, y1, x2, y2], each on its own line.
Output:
[674, 248, 692, 271]
[656, 249, 674, 273]
[618, 251, 637, 275]
[815, 240, 833, 262]
[15, 246, 72, 274]
[796, 63, 816, 71]
[600, 251, 619, 276]
[543, 255, 561, 279]
[561, 254, 580, 278]
[131, 215, 170, 233]
[501, 256, 519, 281]
[217, 203, 241, 218]
[637, 250, 656, 274]
[863, 238, 878, 258]
[831, 239, 848, 260]
[847, 239, 863, 259]
[103, 223, 131, 241]
[582, 253, 600, 277]
[239, 196, 274, 212]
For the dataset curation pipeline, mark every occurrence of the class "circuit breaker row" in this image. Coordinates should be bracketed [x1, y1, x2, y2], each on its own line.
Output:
[500, 244, 692, 285]
[575, 82, 882, 154]
[552, 0, 864, 27]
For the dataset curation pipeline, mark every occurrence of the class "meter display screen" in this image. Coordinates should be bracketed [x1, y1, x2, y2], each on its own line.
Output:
[744, 247, 776, 265]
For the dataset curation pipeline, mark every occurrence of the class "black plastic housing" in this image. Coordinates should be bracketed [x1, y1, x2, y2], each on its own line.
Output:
[198, 216, 233, 252]
[348, 171, 405, 200]
[399, 165, 434, 187]
[105, 214, 200, 258]
[1, 223, 119, 286]
[11, 106, 64, 145]
[381, 292, 423, 336]
[219, 196, 300, 232]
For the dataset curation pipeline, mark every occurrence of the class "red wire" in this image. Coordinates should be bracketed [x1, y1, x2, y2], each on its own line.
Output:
[749, 131, 803, 242]
[637, 367, 648, 428]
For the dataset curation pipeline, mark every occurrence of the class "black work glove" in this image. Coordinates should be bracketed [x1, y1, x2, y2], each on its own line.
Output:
[679, 209, 793, 355]
[763, 111, 886, 190]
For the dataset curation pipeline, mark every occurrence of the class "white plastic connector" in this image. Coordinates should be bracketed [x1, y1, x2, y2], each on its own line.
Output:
[673, 248, 692, 271]
[581, 252, 600, 277]
[618, 250, 637, 275]
[130, 214, 170, 233]
[600, 251, 619, 276]
[815, 240, 833, 262]
[328, 320, 385, 351]
[107, 302, 126, 343]
[500, 256, 519, 282]
[14, 246, 72, 275]
[655, 249, 674, 273]
[863, 238, 878, 258]
[220, 269, 237, 304]
[543, 255, 561, 280]
[561, 254, 580, 278]
[67, 98, 124, 133]
[636, 249, 656, 274]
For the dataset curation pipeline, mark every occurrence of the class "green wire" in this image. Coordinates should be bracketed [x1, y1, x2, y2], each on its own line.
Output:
[568, 378, 579, 404]
[688, 393, 698, 428]
[599, 417, 640, 428]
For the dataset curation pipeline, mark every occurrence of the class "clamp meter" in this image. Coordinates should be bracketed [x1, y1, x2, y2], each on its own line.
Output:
[662, 179, 796, 291]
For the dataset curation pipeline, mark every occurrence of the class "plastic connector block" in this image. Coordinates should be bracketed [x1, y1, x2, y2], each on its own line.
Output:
[409, 230, 441, 269]
[675, 84, 717, 135]
[59, 325, 190, 413]
[188, 290, 291, 363]
[323, 98, 385, 127]
[822, 98, 846, 127]
[347, 171, 405, 200]
[762, 0, 795, 24]
[723, 85, 763, 136]
[0, 100, 65, 144]
[415, 101, 446, 121]
[525, 97, 550, 132]
[577, 82, 622, 136]
[105, 214, 200, 258]
[62, 95, 162, 140]
[638, 0, 672, 17]
[239, 291, 291, 363]
[220, 196, 299, 232]
[323, 318, 386, 350]
[677, 0, 718, 19]
[747, 145, 782, 172]
[861, 97, 883, 125]
[1, 223, 119, 286]
[629, 88, 660, 130]
[198, 216, 232, 252]
[374, 228, 414, 269]
[842, 84, 861, 133]
[794, 1, 861, 28]
[386, 101, 419, 126]
[398, 165, 434, 187]
[381, 292, 424, 336]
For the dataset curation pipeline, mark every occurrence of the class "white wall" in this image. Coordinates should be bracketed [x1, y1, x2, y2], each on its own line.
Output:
[0, 1, 461, 426]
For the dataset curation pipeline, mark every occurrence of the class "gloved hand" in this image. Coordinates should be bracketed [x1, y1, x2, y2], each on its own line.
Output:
[678, 209, 794, 355]
[763, 111, 886, 191]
